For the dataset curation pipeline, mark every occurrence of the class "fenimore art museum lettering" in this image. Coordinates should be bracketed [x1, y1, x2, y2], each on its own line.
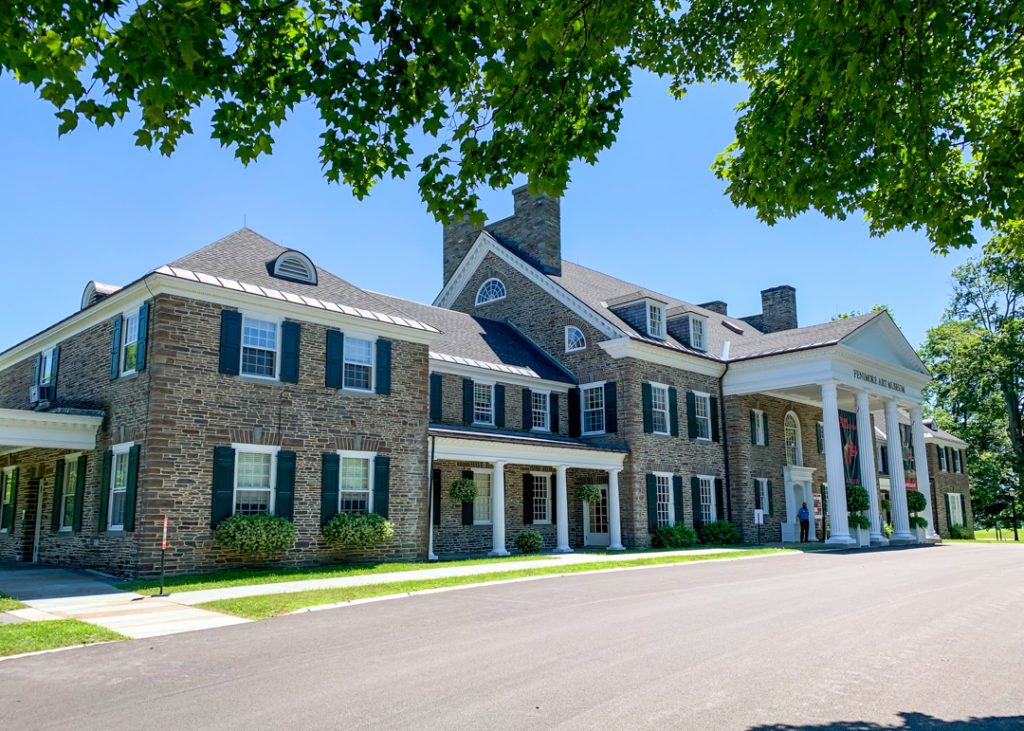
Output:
[852, 369, 906, 393]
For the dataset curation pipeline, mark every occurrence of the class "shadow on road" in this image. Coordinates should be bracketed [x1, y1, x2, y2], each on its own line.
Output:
[750, 711, 1024, 730]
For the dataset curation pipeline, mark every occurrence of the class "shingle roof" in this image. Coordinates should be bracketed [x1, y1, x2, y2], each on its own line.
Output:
[873, 410, 968, 446]
[726, 311, 883, 359]
[428, 424, 629, 452]
[369, 293, 575, 383]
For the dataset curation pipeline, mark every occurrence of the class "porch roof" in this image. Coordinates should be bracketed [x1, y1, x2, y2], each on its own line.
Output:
[0, 408, 104, 454]
[429, 425, 629, 470]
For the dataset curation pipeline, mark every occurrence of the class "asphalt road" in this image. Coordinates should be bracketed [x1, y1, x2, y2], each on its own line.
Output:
[2, 544, 1023, 730]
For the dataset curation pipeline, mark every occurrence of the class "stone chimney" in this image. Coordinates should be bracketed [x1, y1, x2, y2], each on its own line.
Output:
[697, 300, 728, 316]
[442, 185, 561, 287]
[759, 285, 797, 332]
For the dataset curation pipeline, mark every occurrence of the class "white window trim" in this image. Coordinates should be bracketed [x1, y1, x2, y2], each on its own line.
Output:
[0, 466, 15, 533]
[107, 441, 135, 531]
[580, 381, 607, 437]
[530, 471, 552, 524]
[689, 315, 707, 351]
[475, 278, 507, 307]
[698, 473, 716, 523]
[120, 309, 140, 377]
[647, 301, 666, 340]
[37, 349, 54, 386]
[473, 380, 495, 426]
[654, 471, 675, 527]
[564, 326, 586, 353]
[472, 468, 493, 525]
[752, 408, 766, 446]
[694, 391, 712, 442]
[239, 311, 283, 381]
[58, 452, 82, 532]
[784, 411, 803, 466]
[650, 382, 671, 436]
[756, 477, 770, 515]
[530, 389, 551, 433]
[937, 446, 947, 472]
[231, 443, 279, 517]
[950, 493, 965, 527]
[342, 332, 377, 394]
[337, 449, 376, 514]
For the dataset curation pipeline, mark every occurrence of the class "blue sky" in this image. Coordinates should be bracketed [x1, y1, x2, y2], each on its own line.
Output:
[0, 70, 974, 351]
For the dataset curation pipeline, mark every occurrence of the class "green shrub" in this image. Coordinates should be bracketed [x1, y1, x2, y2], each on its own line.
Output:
[651, 523, 698, 549]
[884, 522, 894, 537]
[909, 515, 929, 529]
[698, 520, 739, 545]
[449, 478, 477, 504]
[950, 525, 975, 540]
[906, 490, 927, 514]
[848, 513, 871, 530]
[881, 498, 892, 512]
[577, 484, 603, 504]
[513, 530, 544, 553]
[322, 512, 394, 548]
[846, 485, 870, 513]
[214, 513, 296, 555]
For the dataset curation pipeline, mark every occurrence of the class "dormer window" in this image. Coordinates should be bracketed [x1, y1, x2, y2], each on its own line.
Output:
[690, 315, 707, 351]
[476, 278, 506, 306]
[647, 302, 666, 339]
[271, 250, 317, 285]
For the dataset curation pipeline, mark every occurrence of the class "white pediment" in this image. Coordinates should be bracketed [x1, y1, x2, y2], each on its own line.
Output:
[839, 313, 929, 375]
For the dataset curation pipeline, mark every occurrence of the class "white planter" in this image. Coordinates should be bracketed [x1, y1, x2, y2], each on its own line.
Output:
[854, 525, 870, 548]
[914, 525, 927, 544]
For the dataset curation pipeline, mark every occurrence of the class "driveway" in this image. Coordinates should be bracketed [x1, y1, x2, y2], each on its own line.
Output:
[1, 544, 1022, 729]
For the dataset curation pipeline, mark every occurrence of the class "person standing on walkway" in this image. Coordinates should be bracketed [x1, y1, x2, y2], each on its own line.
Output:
[797, 503, 810, 542]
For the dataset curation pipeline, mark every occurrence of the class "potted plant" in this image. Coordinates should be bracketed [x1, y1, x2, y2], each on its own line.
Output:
[449, 477, 478, 504]
[906, 490, 928, 543]
[846, 485, 871, 547]
[577, 483, 603, 505]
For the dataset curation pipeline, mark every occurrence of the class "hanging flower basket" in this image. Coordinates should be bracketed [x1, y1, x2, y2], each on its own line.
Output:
[449, 478, 478, 504]
[577, 483, 603, 504]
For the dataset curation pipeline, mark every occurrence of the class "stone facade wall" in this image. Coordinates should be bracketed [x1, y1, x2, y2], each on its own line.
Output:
[433, 372, 567, 437]
[926, 443, 973, 537]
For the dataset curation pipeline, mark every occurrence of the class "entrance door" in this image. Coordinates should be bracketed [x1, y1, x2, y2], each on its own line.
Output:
[583, 486, 610, 547]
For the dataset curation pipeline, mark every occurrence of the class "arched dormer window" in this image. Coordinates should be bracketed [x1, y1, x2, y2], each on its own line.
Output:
[565, 326, 586, 352]
[784, 411, 803, 467]
[271, 250, 317, 285]
[475, 278, 506, 306]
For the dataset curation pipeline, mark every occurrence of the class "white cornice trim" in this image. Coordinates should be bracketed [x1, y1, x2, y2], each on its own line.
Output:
[429, 359, 572, 392]
[599, 338, 727, 378]
[0, 408, 103, 451]
[432, 435, 626, 470]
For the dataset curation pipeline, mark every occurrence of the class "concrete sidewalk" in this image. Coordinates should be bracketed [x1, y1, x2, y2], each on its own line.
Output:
[0, 565, 248, 639]
[161, 546, 749, 605]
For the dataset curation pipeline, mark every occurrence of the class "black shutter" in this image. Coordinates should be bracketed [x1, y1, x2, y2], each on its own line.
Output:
[754, 481, 762, 510]
[429, 373, 443, 420]
[763, 415, 769, 447]
[750, 410, 757, 444]
[109, 314, 122, 380]
[605, 382, 618, 433]
[551, 477, 558, 524]
[568, 388, 581, 437]
[461, 469, 474, 525]
[123, 445, 139, 531]
[691, 476, 703, 528]
[960, 450, 967, 473]
[687, 391, 698, 439]
[642, 382, 654, 433]
[715, 478, 726, 521]
[373, 456, 390, 519]
[550, 393, 560, 433]
[50, 346, 60, 401]
[522, 388, 533, 431]
[98, 451, 111, 531]
[522, 474, 534, 525]
[321, 454, 340, 526]
[495, 385, 506, 427]
[4, 469, 18, 532]
[33, 353, 42, 387]
[325, 330, 344, 388]
[51, 458, 64, 532]
[710, 396, 720, 442]
[72, 454, 87, 532]
[766, 479, 774, 516]
[218, 310, 242, 376]
[275, 451, 296, 520]
[669, 388, 679, 437]
[673, 475, 685, 526]
[211, 446, 236, 527]
[136, 303, 150, 371]
[432, 469, 441, 526]
[375, 339, 392, 395]
[646, 474, 658, 532]
[817, 423, 825, 453]
[280, 321, 301, 383]
[462, 379, 474, 424]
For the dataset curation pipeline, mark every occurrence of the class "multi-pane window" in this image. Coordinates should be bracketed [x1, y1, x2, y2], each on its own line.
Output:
[784, 413, 801, 466]
[473, 471, 493, 524]
[690, 316, 707, 351]
[38, 350, 54, 385]
[952, 450, 961, 473]
[0, 469, 15, 532]
[651, 384, 670, 435]
[647, 303, 666, 339]
[655, 474, 673, 527]
[581, 384, 605, 435]
[565, 326, 586, 352]
[531, 391, 550, 431]
[234, 450, 274, 515]
[241, 317, 278, 378]
[938, 446, 947, 472]
[532, 473, 551, 523]
[752, 409, 766, 446]
[121, 312, 140, 374]
[699, 476, 716, 524]
[108, 447, 131, 529]
[694, 392, 712, 440]
[343, 337, 373, 391]
[473, 383, 494, 424]
[949, 493, 965, 527]
[60, 457, 78, 531]
[475, 278, 506, 306]
[756, 477, 770, 515]
[339, 455, 373, 513]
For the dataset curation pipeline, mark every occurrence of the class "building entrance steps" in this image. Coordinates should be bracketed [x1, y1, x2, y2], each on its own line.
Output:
[0, 565, 249, 639]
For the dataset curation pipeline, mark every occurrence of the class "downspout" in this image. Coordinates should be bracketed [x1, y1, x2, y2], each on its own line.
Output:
[718, 342, 733, 524]
[427, 434, 438, 560]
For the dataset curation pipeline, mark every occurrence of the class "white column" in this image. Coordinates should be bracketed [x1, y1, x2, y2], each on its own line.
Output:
[885, 400, 914, 542]
[488, 461, 509, 557]
[856, 392, 887, 546]
[821, 384, 854, 546]
[911, 406, 938, 539]
[554, 464, 572, 553]
[607, 468, 624, 551]
[427, 441, 438, 561]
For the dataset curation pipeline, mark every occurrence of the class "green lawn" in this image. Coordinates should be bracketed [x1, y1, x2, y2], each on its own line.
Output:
[197, 548, 793, 620]
[0, 619, 124, 657]
[0, 592, 27, 612]
[947, 528, 1022, 543]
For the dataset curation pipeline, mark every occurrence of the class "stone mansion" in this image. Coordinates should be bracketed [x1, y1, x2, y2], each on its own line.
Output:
[0, 188, 972, 576]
